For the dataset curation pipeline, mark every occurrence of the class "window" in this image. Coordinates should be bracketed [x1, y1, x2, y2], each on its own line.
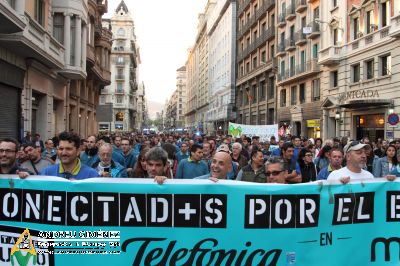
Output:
[312, 79, 320, 101]
[268, 76, 275, 99]
[268, 108, 274, 124]
[270, 44, 274, 58]
[291, 86, 297, 105]
[246, 62, 250, 73]
[381, 2, 388, 27]
[70, 16, 76, 65]
[380, 54, 391, 76]
[117, 28, 125, 36]
[261, 51, 266, 63]
[280, 60, 285, 78]
[116, 96, 123, 104]
[261, 22, 266, 32]
[299, 83, 305, 103]
[280, 89, 286, 107]
[312, 44, 319, 59]
[253, 57, 257, 68]
[352, 64, 360, 82]
[366, 10, 373, 34]
[353, 17, 359, 40]
[53, 13, 64, 44]
[116, 83, 123, 93]
[331, 71, 338, 88]
[365, 60, 374, 80]
[244, 89, 248, 105]
[35, 0, 45, 26]
[332, 0, 337, 8]
[251, 85, 257, 103]
[289, 56, 295, 77]
[333, 28, 339, 45]
[100, 96, 105, 104]
[259, 80, 266, 101]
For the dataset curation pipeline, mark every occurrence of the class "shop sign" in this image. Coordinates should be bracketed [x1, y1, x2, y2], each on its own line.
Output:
[340, 89, 379, 100]
[307, 120, 320, 128]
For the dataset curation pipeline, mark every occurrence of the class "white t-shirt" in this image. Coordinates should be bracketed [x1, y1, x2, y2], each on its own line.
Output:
[327, 167, 374, 181]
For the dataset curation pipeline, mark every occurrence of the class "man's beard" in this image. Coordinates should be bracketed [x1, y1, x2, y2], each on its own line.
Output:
[86, 147, 98, 156]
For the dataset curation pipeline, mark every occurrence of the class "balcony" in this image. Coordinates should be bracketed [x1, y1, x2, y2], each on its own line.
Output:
[0, 0, 26, 33]
[295, 30, 307, 46]
[389, 15, 400, 38]
[115, 89, 124, 94]
[285, 5, 296, 21]
[296, 0, 307, 13]
[238, 0, 251, 15]
[347, 25, 391, 54]
[97, 0, 108, 14]
[285, 38, 296, 51]
[277, 59, 320, 85]
[90, 56, 111, 85]
[116, 60, 124, 66]
[277, 13, 286, 28]
[0, 13, 65, 70]
[86, 44, 96, 66]
[276, 42, 286, 57]
[115, 74, 125, 80]
[307, 21, 320, 39]
[318, 46, 343, 65]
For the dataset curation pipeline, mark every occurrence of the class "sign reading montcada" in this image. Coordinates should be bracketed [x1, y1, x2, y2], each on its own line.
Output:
[341, 89, 379, 100]
[10, 228, 37, 266]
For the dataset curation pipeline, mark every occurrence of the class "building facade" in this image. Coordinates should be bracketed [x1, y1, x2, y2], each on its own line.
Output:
[99, 0, 139, 132]
[165, 67, 186, 131]
[135, 81, 147, 130]
[185, 1, 215, 133]
[206, 0, 237, 134]
[320, 0, 400, 140]
[0, 0, 111, 140]
[276, 0, 322, 138]
[235, 0, 277, 128]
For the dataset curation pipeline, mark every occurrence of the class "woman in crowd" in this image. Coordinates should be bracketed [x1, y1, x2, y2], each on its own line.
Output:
[373, 144, 398, 177]
[314, 145, 332, 173]
[161, 143, 178, 178]
[298, 149, 317, 182]
[128, 147, 149, 178]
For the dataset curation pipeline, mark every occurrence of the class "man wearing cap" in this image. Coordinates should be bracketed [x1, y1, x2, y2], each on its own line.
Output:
[328, 141, 373, 183]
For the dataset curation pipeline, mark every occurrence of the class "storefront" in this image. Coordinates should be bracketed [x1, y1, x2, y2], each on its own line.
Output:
[306, 119, 321, 139]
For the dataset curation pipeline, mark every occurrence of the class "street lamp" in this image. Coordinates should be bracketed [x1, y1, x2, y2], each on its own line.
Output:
[388, 104, 394, 115]
[335, 111, 341, 120]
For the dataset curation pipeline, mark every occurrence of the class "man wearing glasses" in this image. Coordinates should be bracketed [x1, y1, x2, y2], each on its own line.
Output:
[265, 157, 287, 184]
[0, 138, 30, 178]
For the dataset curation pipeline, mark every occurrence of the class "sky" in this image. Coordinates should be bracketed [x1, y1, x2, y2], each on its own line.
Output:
[105, 0, 208, 106]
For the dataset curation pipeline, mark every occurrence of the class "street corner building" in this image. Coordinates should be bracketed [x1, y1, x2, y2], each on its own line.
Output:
[0, 0, 113, 140]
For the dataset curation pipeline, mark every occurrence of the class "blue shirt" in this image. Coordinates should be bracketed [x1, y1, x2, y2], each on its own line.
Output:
[176, 151, 189, 162]
[40, 161, 98, 180]
[175, 158, 209, 179]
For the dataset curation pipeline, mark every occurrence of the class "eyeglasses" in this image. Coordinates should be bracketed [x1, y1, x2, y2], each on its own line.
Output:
[304, 153, 313, 157]
[266, 170, 284, 177]
[0, 149, 16, 154]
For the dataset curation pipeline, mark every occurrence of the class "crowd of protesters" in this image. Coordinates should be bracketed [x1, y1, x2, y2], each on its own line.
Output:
[0, 130, 399, 183]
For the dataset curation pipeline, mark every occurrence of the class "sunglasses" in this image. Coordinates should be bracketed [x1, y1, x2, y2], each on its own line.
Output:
[266, 170, 284, 177]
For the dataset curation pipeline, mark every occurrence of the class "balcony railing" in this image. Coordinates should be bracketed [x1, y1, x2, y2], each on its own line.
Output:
[115, 74, 125, 80]
[237, 27, 275, 61]
[318, 46, 343, 65]
[285, 37, 296, 51]
[276, 42, 286, 56]
[296, 0, 307, 13]
[347, 25, 391, 53]
[286, 5, 296, 20]
[277, 13, 286, 27]
[295, 30, 307, 45]
[277, 60, 320, 83]
[389, 15, 400, 38]
[307, 21, 320, 39]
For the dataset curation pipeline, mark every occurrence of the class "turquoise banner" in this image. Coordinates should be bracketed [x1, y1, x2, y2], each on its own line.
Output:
[0, 176, 400, 266]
